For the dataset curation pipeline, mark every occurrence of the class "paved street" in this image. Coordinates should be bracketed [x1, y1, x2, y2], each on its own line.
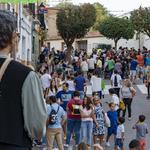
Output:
[33, 81, 150, 150]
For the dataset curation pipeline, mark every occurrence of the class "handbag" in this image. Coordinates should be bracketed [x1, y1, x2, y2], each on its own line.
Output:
[119, 100, 125, 111]
[104, 113, 110, 128]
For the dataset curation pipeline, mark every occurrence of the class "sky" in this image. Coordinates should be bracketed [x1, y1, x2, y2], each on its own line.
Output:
[72, 0, 150, 14]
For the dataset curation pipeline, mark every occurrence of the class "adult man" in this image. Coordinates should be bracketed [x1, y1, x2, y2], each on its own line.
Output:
[130, 57, 138, 84]
[111, 70, 122, 97]
[40, 69, 51, 98]
[0, 10, 47, 149]
[46, 96, 66, 150]
[56, 82, 73, 137]
[65, 91, 83, 147]
[74, 71, 86, 99]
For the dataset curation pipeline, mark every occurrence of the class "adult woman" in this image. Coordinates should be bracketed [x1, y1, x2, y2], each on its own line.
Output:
[121, 79, 136, 120]
[93, 97, 105, 148]
[48, 79, 58, 96]
[80, 97, 94, 147]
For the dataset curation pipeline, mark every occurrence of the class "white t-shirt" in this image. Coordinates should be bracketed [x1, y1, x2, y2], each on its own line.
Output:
[81, 61, 88, 72]
[85, 85, 93, 96]
[40, 73, 51, 90]
[66, 80, 75, 91]
[87, 58, 95, 69]
[111, 94, 120, 111]
[91, 75, 102, 92]
[111, 74, 122, 88]
[93, 54, 98, 64]
[116, 124, 125, 139]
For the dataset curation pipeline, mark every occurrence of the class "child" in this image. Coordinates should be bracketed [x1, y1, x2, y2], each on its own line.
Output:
[133, 115, 148, 150]
[106, 102, 118, 147]
[115, 117, 125, 150]
[93, 97, 105, 149]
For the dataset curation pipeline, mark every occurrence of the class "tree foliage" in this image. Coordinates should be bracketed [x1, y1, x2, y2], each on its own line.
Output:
[92, 2, 108, 30]
[98, 16, 134, 49]
[56, 3, 96, 61]
[130, 7, 150, 37]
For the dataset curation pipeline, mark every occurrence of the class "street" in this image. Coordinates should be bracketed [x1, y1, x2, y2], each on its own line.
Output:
[33, 80, 150, 150]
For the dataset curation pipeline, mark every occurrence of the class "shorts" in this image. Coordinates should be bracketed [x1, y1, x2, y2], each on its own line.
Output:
[107, 126, 117, 136]
[130, 70, 136, 77]
[115, 138, 123, 149]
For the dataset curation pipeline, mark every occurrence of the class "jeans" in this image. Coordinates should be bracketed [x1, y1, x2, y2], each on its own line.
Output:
[79, 91, 84, 100]
[66, 119, 81, 145]
[123, 98, 132, 118]
[80, 121, 93, 146]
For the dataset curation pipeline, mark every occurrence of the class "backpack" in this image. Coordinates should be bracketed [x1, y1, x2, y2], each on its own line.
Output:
[48, 105, 59, 125]
[114, 75, 118, 87]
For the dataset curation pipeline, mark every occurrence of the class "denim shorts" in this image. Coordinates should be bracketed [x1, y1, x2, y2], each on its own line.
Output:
[115, 138, 123, 148]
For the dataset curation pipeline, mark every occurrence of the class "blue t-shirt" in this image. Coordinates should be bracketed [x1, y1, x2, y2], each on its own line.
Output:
[130, 60, 138, 70]
[56, 90, 73, 111]
[47, 103, 66, 128]
[146, 58, 150, 66]
[74, 75, 85, 91]
[107, 110, 118, 127]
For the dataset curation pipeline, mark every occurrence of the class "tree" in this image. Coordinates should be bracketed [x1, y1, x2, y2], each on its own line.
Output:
[56, 3, 96, 62]
[98, 16, 134, 50]
[130, 7, 150, 37]
[92, 2, 108, 30]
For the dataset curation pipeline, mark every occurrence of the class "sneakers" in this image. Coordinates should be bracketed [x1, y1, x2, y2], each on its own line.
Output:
[128, 117, 132, 121]
[147, 95, 150, 99]
[105, 142, 110, 147]
[64, 144, 69, 148]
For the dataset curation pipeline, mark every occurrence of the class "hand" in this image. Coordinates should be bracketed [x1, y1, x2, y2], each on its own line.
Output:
[96, 122, 99, 129]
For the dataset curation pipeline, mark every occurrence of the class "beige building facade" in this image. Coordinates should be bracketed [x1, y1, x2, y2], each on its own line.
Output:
[45, 7, 150, 52]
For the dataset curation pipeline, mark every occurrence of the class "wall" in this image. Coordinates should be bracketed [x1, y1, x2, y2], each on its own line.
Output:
[17, 4, 32, 64]
[46, 34, 150, 53]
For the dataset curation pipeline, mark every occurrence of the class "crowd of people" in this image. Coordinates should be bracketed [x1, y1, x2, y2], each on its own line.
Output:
[0, 10, 149, 150]
[37, 46, 150, 150]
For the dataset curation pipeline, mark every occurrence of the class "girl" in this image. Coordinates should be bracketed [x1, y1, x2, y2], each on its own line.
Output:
[80, 97, 94, 147]
[93, 97, 105, 149]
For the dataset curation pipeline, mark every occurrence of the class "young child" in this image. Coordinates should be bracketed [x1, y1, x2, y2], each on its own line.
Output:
[106, 102, 118, 147]
[133, 115, 148, 150]
[93, 97, 105, 149]
[115, 117, 125, 150]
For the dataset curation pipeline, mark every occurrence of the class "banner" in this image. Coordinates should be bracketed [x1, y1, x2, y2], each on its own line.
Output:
[0, 0, 42, 3]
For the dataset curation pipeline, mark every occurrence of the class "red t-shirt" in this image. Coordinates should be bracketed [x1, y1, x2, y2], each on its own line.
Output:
[67, 98, 83, 120]
[137, 55, 144, 67]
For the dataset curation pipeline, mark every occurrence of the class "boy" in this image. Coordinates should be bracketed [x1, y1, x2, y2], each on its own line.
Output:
[106, 102, 118, 147]
[129, 139, 141, 150]
[133, 115, 148, 150]
[115, 117, 125, 150]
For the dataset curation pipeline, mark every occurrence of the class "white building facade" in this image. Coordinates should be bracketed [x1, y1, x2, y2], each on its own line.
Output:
[16, 4, 32, 64]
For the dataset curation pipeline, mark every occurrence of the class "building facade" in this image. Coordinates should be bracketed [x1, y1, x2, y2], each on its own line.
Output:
[45, 7, 150, 53]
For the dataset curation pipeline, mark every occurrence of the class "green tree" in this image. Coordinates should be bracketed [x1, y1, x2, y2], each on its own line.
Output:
[131, 7, 150, 37]
[56, 3, 96, 62]
[98, 16, 134, 50]
[93, 2, 108, 30]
